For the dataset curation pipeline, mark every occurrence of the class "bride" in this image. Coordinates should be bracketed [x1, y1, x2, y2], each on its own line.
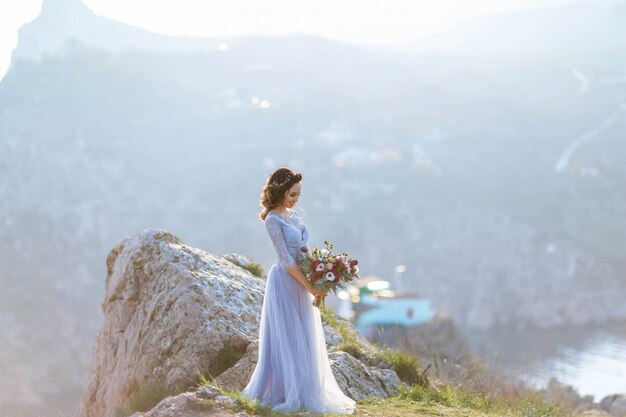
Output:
[241, 167, 356, 414]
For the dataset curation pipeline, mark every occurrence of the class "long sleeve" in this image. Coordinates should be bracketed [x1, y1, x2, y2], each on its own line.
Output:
[265, 216, 297, 269]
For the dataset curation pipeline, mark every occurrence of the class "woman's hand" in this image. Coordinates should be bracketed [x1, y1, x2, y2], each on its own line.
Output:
[311, 289, 327, 308]
[308, 284, 325, 298]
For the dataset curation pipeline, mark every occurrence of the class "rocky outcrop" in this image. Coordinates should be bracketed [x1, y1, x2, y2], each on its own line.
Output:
[610, 398, 626, 417]
[328, 352, 400, 400]
[74, 229, 401, 417]
[541, 378, 626, 417]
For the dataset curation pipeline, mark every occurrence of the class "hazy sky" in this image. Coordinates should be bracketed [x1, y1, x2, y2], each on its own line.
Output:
[0, 0, 577, 80]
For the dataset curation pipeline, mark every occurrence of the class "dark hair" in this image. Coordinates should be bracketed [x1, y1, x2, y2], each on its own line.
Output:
[259, 167, 302, 221]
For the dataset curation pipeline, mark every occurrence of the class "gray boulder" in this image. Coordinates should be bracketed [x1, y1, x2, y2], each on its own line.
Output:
[128, 385, 252, 417]
[611, 398, 626, 417]
[329, 352, 402, 401]
[601, 395, 625, 413]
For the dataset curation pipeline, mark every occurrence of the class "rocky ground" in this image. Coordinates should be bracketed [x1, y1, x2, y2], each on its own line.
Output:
[72, 229, 626, 417]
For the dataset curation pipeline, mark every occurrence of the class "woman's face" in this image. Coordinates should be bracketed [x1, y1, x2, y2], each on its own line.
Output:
[282, 181, 301, 209]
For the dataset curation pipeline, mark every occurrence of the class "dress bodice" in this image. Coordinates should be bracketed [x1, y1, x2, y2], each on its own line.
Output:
[264, 210, 309, 269]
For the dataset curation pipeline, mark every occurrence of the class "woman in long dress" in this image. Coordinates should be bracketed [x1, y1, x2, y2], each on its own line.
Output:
[242, 167, 356, 414]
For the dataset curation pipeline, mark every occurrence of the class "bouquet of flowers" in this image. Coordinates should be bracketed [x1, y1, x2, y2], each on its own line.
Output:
[296, 241, 359, 308]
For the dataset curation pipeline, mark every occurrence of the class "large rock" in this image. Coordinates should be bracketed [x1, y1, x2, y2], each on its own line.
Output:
[128, 385, 252, 417]
[74, 229, 401, 417]
[611, 398, 626, 417]
[213, 342, 259, 391]
[74, 229, 265, 417]
[601, 395, 625, 413]
[329, 352, 401, 401]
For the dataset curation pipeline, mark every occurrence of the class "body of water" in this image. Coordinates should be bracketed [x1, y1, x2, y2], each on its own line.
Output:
[461, 321, 626, 400]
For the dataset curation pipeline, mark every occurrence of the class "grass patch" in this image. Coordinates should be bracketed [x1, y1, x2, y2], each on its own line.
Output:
[332, 340, 367, 361]
[503, 388, 571, 417]
[113, 378, 178, 417]
[398, 384, 464, 408]
[226, 256, 267, 278]
[193, 370, 279, 417]
[397, 383, 571, 417]
[375, 347, 430, 387]
[357, 395, 502, 417]
[220, 387, 276, 416]
[241, 261, 266, 278]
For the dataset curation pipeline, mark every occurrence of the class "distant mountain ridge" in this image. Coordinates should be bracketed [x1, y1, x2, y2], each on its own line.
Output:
[12, 0, 220, 65]
[411, 0, 626, 57]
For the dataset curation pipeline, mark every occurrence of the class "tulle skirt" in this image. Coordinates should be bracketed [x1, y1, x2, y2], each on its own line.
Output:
[242, 264, 356, 414]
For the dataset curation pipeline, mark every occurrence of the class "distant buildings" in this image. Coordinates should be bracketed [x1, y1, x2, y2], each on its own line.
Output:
[325, 266, 437, 340]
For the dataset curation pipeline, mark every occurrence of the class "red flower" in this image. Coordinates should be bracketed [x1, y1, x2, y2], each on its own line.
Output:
[310, 271, 322, 282]
[349, 259, 358, 267]
[300, 246, 309, 253]
[332, 270, 341, 282]
[312, 260, 320, 269]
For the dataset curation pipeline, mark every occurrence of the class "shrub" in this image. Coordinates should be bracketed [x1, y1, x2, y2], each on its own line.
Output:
[242, 261, 266, 278]
[375, 347, 430, 388]
[226, 256, 266, 278]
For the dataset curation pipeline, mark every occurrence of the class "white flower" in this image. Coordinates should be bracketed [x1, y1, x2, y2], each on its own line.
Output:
[325, 272, 335, 281]
[320, 249, 330, 256]
[315, 263, 325, 272]
[326, 262, 334, 270]
[353, 265, 359, 274]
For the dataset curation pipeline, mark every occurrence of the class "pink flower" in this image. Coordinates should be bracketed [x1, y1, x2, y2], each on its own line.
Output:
[315, 263, 325, 272]
[326, 262, 334, 270]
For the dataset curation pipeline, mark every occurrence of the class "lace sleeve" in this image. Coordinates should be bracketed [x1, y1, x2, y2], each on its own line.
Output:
[265, 216, 297, 269]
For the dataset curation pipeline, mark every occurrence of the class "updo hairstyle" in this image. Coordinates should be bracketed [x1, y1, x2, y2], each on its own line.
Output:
[259, 167, 302, 221]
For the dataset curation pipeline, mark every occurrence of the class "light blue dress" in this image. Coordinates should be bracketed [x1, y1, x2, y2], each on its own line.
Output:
[242, 209, 356, 414]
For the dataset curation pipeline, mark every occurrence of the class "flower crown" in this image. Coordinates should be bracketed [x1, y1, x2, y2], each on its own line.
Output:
[270, 174, 293, 188]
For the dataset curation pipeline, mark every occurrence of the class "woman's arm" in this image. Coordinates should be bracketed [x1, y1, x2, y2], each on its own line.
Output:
[285, 265, 322, 296]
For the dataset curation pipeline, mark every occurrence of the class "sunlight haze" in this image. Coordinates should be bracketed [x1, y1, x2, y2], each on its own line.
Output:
[1, 0, 577, 79]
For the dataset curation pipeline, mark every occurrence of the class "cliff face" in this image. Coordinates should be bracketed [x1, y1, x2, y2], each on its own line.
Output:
[74, 230, 400, 417]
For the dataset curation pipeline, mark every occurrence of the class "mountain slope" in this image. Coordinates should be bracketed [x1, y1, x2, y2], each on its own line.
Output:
[11, 0, 219, 65]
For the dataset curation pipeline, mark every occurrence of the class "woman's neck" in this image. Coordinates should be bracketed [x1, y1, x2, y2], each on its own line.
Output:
[272, 207, 291, 217]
